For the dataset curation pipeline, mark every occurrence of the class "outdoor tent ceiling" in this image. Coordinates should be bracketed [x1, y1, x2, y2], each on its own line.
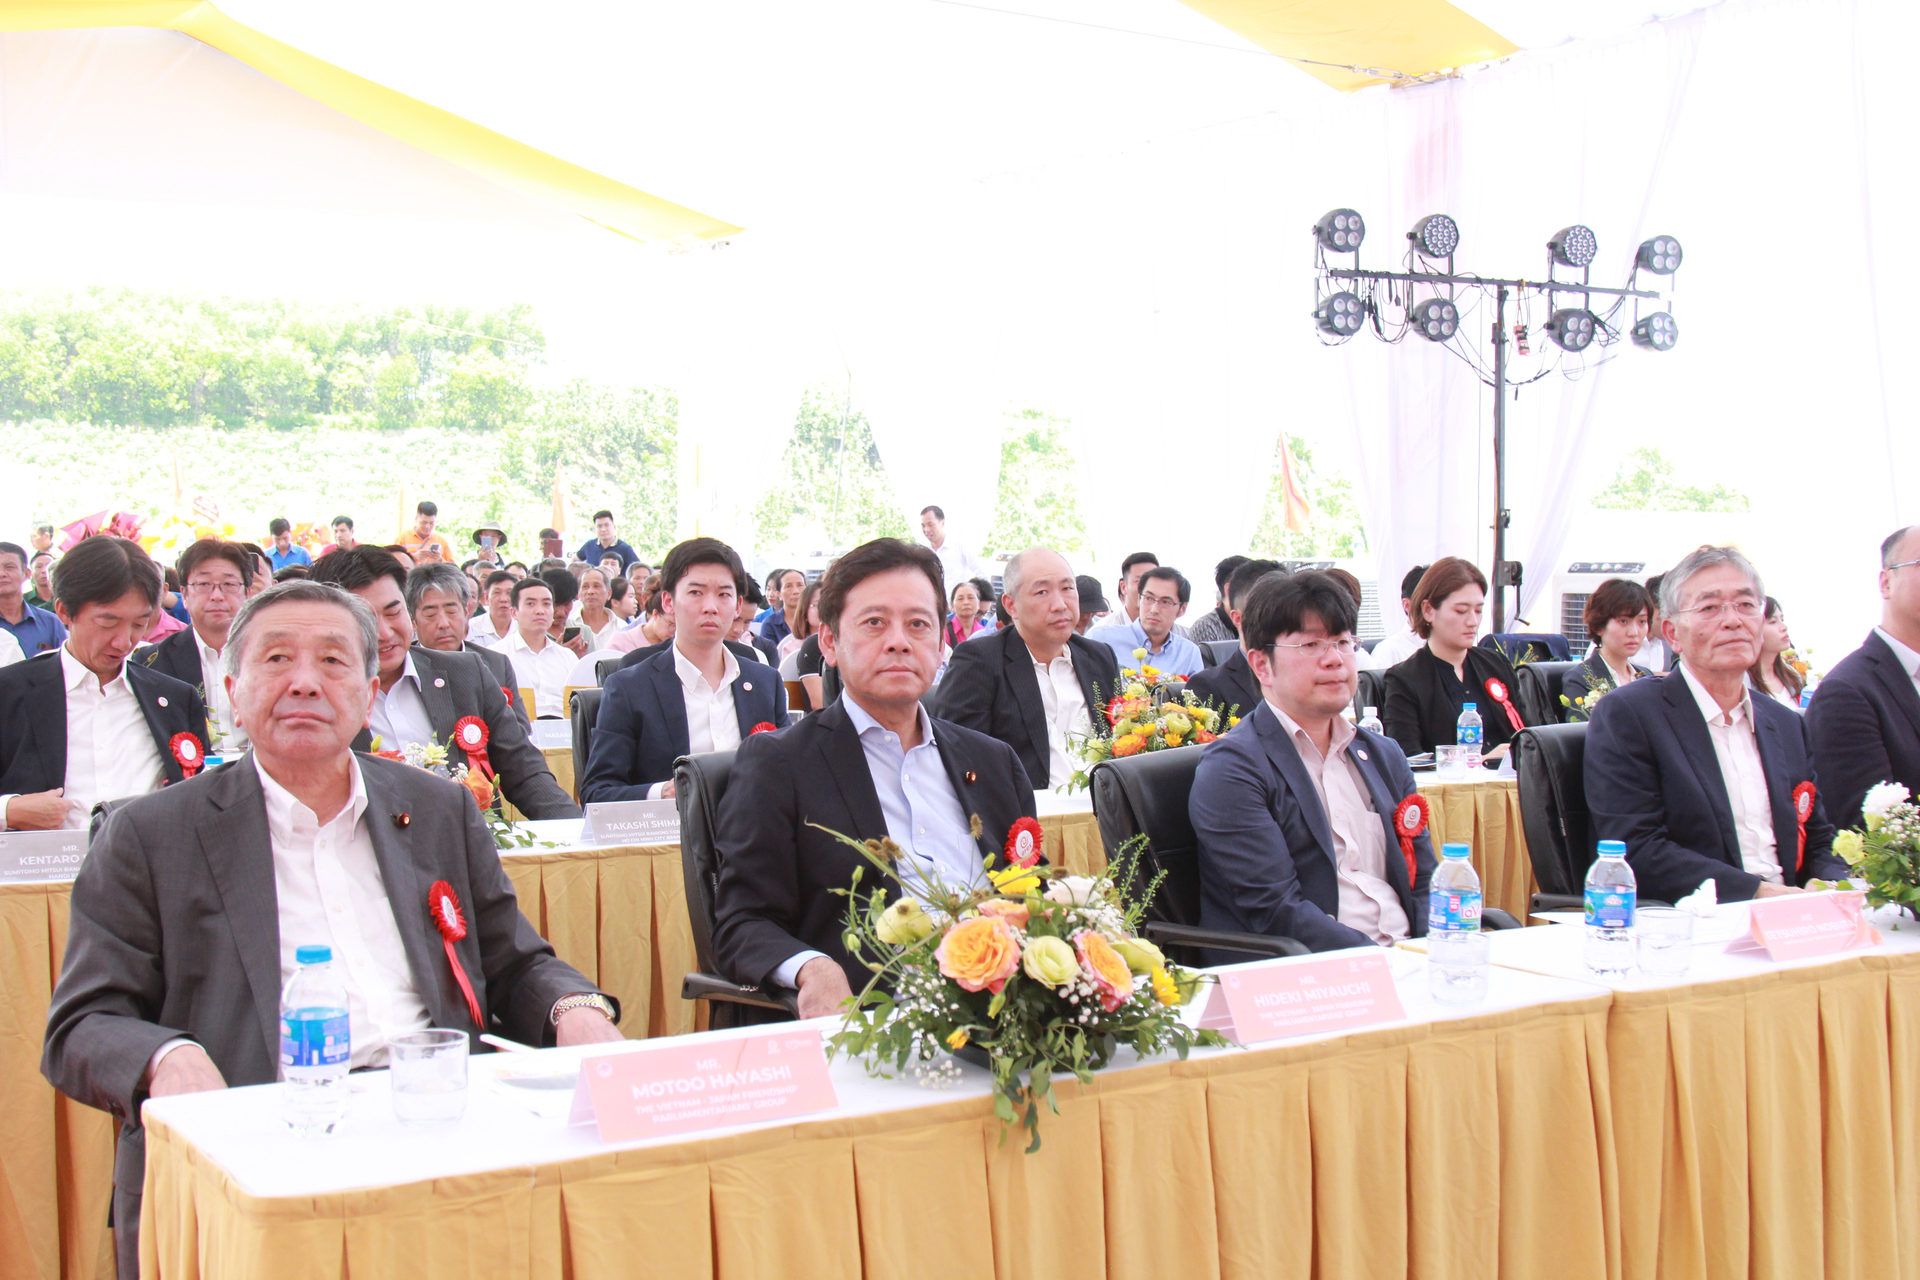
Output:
[1177, 0, 1516, 90]
[0, 0, 741, 245]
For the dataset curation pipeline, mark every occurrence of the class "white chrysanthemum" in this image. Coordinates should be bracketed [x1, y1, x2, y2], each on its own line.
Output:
[1863, 782, 1912, 830]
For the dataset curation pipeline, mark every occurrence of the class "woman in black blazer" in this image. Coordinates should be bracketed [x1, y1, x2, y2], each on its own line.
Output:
[1382, 557, 1526, 760]
[1560, 578, 1657, 721]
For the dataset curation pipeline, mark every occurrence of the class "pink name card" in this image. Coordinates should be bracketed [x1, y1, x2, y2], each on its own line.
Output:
[1200, 952, 1407, 1045]
[570, 1029, 838, 1143]
[1737, 891, 1880, 962]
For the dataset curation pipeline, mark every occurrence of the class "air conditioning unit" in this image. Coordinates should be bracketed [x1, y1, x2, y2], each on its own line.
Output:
[1556, 561, 1647, 647]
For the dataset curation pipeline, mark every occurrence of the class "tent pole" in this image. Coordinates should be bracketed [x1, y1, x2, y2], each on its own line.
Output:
[1491, 283, 1509, 633]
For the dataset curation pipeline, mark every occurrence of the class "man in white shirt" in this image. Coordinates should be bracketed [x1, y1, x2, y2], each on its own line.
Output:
[466, 569, 516, 647]
[1365, 563, 1430, 670]
[136, 538, 254, 753]
[499, 576, 576, 719]
[919, 504, 984, 589]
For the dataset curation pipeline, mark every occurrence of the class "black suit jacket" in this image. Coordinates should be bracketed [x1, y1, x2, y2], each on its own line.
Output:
[0, 650, 209, 802]
[134, 626, 206, 694]
[934, 626, 1120, 790]
[710, 699, 1035, 990]
[583, 646, 786, 802]
[1806, 630, 1920, 830]
[1586, 671, 1846, 902]
[1186, 648, 1259, 718]
[1382, 643, 1525, 759]
[42, 752, 605, 1206]
[349, 647, 579, 819]
[464, 641, 531, 730]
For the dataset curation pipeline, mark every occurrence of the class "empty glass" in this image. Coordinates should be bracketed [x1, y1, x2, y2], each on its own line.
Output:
[1636, 907, 1694, 977]
[389, 1029, 469, 1127]
[1427, 929, 1491, 1005]
[1435, 744, 1472, 780]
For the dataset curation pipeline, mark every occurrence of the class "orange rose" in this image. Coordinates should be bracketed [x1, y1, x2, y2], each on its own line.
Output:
[935, 916, 1021, 994]
[460, 769, 495, 811]
[1111, 734, 1146, 758]
[1193, 729, 1215, 744]
[1075, 931, 1134, 1012]
[979, 898, 1031, 929]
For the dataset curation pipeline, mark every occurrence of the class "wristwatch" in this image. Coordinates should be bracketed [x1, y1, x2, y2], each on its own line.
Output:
[550, 992, 616, 1026]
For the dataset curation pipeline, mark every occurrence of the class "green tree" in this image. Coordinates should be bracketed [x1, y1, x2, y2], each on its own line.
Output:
[982, 408, 1089, 555]
[504, 379, 680, 561]
[1591, 446, 1750, 513]
[753, 387, 910, 552]
[1249, 433, 1369, 559]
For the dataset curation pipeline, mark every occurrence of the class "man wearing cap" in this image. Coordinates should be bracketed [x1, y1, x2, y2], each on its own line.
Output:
[1074, 575, 1108, 635]
[471, 525, 508, 569]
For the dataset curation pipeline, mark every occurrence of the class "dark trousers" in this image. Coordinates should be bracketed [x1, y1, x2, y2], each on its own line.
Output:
[114, 1185, 140, 1280]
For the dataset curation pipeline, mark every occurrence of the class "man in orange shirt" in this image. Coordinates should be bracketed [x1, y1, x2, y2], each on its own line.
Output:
[395, 500, 456, 564]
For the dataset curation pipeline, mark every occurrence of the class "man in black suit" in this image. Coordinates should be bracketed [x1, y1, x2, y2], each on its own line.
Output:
[1587, 546, 1848, 903]
[405, 560, 532, 730]
[1, 536, 209, 832]
[310, 548, 578, 819]
[935, 547, 1119, 789]
[42, 580, 619, 1278]
[582, 538, 784, 803]
[1186, 558, 1282, 719]
[137, 538, 254, 753]
[713, 538, 1035, 1018]
[1807, 525, 1920, 830]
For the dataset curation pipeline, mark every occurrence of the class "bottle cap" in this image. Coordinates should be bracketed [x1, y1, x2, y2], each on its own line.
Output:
[1596, 840, 1627, 858]
[295, 944, 332, 965]
[1442, 842, 1471, 858]
[1462, 702, 1477, 710]
[1363, 706, 1377, 716]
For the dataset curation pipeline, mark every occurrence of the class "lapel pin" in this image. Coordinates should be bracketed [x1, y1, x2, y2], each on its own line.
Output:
[393, 813, 411, 828]
[434, 678, 446, 688]
[1355, 749, 1369, 761]
[964, 771, 977, 784]
[157, 696, 169, 707]
[742, 681, 753, 692]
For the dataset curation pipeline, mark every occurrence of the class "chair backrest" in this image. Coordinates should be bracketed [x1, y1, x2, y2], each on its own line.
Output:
[1203, 639, 1239, 669]
[1517, 661, 1580, 726]
[784, 679, 807, 713]
[1480, 632, 1572, 663]
[1512, 723, 1591, 896]
[672, 750, 736, 979]
[519, 686, 537, 720]
[569, 688, 603, 803]
[1089, 748, 1206, 926]
[1355, 667, 1387, 720]
[594, 655, 623, 686]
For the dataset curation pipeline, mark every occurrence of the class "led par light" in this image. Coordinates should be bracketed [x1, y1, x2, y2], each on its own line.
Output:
[1631, 311, 1679, 351]
[1637, 236, 1683, 274]
[1315, 291, 1366, 336]
[1546, 308, 1598, 352]
[1549, 225, 1599, 269]
[1409, 297, 1459, 341]
[1313, 209, 1367, 254]
[1407, 214, 1459, 260]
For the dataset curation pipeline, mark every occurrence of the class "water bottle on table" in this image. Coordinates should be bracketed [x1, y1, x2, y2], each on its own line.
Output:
[1584, 840, 1637, 977]
[1427, 842, 1488, 1003]
[1456, 702, 1484, 770]
[281, 944, 350, 1137]
[1358, 705, 1383, 735]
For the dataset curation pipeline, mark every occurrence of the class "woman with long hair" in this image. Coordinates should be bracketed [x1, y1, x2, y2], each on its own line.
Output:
[1749, 596, 1805, 710]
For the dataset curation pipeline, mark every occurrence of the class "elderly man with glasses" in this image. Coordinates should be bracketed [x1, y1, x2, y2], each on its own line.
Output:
[1586, 545, 1848, 904]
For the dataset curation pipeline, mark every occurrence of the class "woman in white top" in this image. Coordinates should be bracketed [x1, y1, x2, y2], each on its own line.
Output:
[1749, 596, 1805, 711]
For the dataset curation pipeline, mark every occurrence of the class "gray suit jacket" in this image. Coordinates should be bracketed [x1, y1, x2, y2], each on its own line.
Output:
[42, 752, 606, 1200]
[465, 641, 531, 730]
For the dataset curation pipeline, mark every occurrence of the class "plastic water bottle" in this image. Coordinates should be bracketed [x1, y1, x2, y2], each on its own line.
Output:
[1456, 702, 1484, 769]
[1428, 842, 1483, 932]
[1358, 705, 1383, 735]
[1584, 840, 1637, 976]
[1427, 842, 1488, 1003]
[280, 944, 350, 1137]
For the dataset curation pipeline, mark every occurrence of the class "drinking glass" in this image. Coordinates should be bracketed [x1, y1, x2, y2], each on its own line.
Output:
[1435, 744, 1471, 780]
[390, 1029, 469, 1126]
[1636, 907, 1694, 977]
[1427, 929, 1491, 1005]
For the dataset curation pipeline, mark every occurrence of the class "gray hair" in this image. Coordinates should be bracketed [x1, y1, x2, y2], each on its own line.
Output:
[406, 562, 471, 614]
[1660, 545, 1765, 617]
[224, 580, 379, 679]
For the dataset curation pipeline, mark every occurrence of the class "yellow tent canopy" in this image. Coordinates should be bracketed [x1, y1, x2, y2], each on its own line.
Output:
[1178, 0, 1518, 91]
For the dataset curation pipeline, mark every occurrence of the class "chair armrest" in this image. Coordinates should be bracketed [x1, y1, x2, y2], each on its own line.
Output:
[1530, 893, 1585, 914]
[1143, 921, 1311, 959]
[1481, 908, 1522, 931]
[680, 971, 799, 1014]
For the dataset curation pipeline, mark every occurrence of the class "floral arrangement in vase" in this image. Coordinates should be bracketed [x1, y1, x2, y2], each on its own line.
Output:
[1832, 782, 1920, 916]
[1065, 648, 1234, 791]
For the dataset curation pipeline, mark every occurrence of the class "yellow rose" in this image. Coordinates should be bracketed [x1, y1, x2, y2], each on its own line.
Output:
[1132, 647, 1149, 661]
[1113, 936, 1166, 974]
[1021, 934, 1079, 987]
[1162, 711, 1193, 737]
[1833, 829, 1866, 868]
[988, 865, 1040, 896]
[875, 898, 936, 946]
[1125, 681, 1149, 699]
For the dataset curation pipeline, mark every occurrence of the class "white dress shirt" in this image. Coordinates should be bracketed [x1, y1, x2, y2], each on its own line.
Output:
[1032, 646, 1090, 789]
[192, 629, 248, 753]
[467, 613, 513, 647]
[500, 625, 577, 720]
[368, 653, 436, 751]
[0, 629, 24, 668]
[929, 539, 984, 590]
[1875, 627, 1920, 702]
[646, 643, 743, 800]
[5, 647, 167, 831]
[1271, 703, 1410, 942]
[1679, 664, 1781, 883]
[1369, 628, 1425, 670]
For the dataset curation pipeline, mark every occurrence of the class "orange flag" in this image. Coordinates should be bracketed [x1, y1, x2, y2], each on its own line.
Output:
[550, 461, 573, 535]
[1276, 434, 1313, 533]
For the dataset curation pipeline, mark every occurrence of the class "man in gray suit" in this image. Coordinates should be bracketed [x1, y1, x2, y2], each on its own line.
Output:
[406, 560, 532, 731]
[42, 580, 622, 1278]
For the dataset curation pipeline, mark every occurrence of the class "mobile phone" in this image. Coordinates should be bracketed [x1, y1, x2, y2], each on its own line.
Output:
[480, 534, 495, 549]
[562, 626, 581, 643]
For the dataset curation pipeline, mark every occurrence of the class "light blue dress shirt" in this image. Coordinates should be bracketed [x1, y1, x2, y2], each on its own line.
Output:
[1085, 617, 1204, 678]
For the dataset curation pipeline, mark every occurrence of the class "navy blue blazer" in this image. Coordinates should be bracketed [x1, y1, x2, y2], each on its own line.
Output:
[1191, 700, 1434, 955]
[580, 646, 786, 802]
[1806, 631, 1920, 831]
[1185, 648, 1258, 719]
[1585, 670, 1846, 903]
[0, 650, 210, 801]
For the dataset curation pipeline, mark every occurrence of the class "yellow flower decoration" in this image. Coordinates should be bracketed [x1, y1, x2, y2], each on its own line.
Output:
[988, 865, 1041, 896]
[1132, 647, 1149, 661]
[1150, 966, 1182, 1007]
[947, 1028, 970, 1050]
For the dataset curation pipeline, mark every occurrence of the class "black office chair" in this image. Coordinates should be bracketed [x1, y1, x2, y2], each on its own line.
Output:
[1089, 750, 1309, 967]
[568, 688, 602, 804]
[1515, 661, 1579, 727]
[672, 750, 800, 1027]
[1512, 723, 1590, 913]
[593, 655, 623, 686]
[1203, 639, 1239, 669]
[1354, 667, 1387, 721]
[1479, 632, 1571, 663]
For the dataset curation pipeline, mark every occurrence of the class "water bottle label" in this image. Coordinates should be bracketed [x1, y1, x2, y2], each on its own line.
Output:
[1584, 887, 1635, 930]
[1457, 725, 1483, 745]
[1429, 889, 1482, 931]
[280, 1012, 350, 1068]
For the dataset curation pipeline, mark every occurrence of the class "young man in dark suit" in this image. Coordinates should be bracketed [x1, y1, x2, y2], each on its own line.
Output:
[935, 547, 1120, 789]
[1807, 525, 1920, 830]
[1587, 546, 1848, 903]
[581, 538, 784, 803]
[1186, 558, 1283, 720]
[712, 538, 1035, 1019]
[1190, 571, 1433, 956]
[0, 535, 209, 832]
[137, 538, 254, 751]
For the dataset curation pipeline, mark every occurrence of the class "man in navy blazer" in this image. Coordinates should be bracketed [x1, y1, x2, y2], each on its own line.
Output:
[1807, 525, 1920, 831]
[1587, 546, 1847, 903]
[1191, 571, 1433, 955]
[581, 538, 784, 803]
[1185, 558, 1281, 719]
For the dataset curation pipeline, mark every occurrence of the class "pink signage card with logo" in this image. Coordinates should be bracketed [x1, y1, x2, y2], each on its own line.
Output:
[1199, 952, 1407, 1045]
[571, 1029, 839, 1143]
[1735, 891, 1880, 962]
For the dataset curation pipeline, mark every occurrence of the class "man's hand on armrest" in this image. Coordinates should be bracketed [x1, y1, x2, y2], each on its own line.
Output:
[795, 956, 852, 1020]
[147, 1043, 227, 1098]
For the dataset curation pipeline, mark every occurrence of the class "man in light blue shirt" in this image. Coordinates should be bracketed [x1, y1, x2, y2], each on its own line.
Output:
[266, 518, 312, 572]
[840, 695, 983, 898]
[1086, 564, 1204, 678]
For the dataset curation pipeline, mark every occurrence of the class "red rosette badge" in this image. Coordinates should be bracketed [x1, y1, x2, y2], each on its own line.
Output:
[451, 715, 494, 780]
[427, 879, 485, 1027]
[169, 732, 204, 778]
[1391, 794, 1429, 880]
[1482, 677, 1526, 733]
[1792, 781, 1815, 873]
[1005, 816, 1044, 868]
[750, 722, 777, 735]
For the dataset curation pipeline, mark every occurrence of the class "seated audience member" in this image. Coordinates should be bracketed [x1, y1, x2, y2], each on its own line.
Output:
[1369, 564, 1430, 670]
[1749, 597, 1804, 711]
[1191, 571, 1432, 955]
[0, 541, 68, 655]
[42, 581, 618, 1276]
[731, 582, 780, 666]
[0, 536, 209, 831]
[1086, 565, 1204, 678]
[944, 577, 987, 649]
[140, 564, 189, 643]
[469, 524, 506, 569]
[239, 544, 273, 597]
[1113, 552, 1158, 627]
[774, 581, 827, 710]
[622, 590, 762, 671]
[1561, 578, 1656, 722]
[1383, 557, 1525, 762]
[1807, 524, 1920, 831]
[272, 566, 310, 583]
[138, 539, 253, 751]
[25, 550, 56, 610]
[583, 538, 785, 802]
[779, 580, 823, 661]
[311, 551, 574, 816]
[505, 560, 529, 581]
[607, 575, 674, 654]
[381, 544, 415, 570]
[712, 538, 1035, 1018]
[760, 568, 806, 649]
[1587, 546, 1848, 903]
[540, 568, 592, 659]
[1616, 572, 1676, 673]
[1186, 558, 1283, 718]
[469, 570, 517, 646]
[752, 569, 785, 625]
[608, 575, 637, 624]
[937, 547, 1119, 789]
[1187, 555, 1249, 646]
[407, 563, 530, 727]
[1073, 574, 1107, 636]
[266, 517, 311, 571]
[499, 575, 576, 719]
[323, 514, 357, 556]
[574, 567, 622, 651]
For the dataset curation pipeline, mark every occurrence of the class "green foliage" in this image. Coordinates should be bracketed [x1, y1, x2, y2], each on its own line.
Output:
[753, 386, 909, 551]
[1249, 433, 1369, 559]
[982, 408, 1089, 556]
[502, 380, 680, 561]
[1591, 446, 1750, 513]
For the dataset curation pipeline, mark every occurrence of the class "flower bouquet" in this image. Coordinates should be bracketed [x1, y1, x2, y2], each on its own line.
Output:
[1560, 682, 1612, 722]
[1832, 783, 1920, 917]
[825, 821, 1226, 1150]
[1065, 648, 1236, 791]
[371, 733, 547, 849]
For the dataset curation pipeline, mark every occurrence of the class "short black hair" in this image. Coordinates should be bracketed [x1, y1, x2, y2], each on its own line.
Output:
[538, 527, 559, 540]
[1399, 564, 1429, 602]
[1213, 554, 1249, 592]
[511, 575, 552, 606]
[505, 560, 528, 572]
[1644, 573, 1665, 611]
[1226, 558, 1283, 611]
[30, 550, 53, 566]
[609, 576, 631, 604]
[416, 501, 438, 517]
[1139, 565, 1190, 605]
[659, 537, 746, 597]
[1119, 551, 1158, 583]
[178, 538, 252, 586]
[0, 542, 26, 573]
[1240, 571, 1359, 654]
[32, 524, 53, 535]
[818, 538, 945, 633]
[332, 515, 354, 529]
[483, 569, 515, 592]
[52, 535, 161, 615]
[540, 567, 578, 608]
[268, 517, 290, 536]
[764, 569, 786, 591]
[740, 578, 767, 608]
[308, 544, 407, 595]
[1885, 526, 1919, 567]
[592, 509, 614, 523]
[920, 505, 945, 520]
[273, 565, 310, 582]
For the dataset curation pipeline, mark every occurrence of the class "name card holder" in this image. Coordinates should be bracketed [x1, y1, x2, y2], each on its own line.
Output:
[1198, 951, 1407, 1045]
[581, 800, 681, 846]
[0, 829, 89, 883]
[571, 1029, 838, 1142]
[1732, 891, 1880, 962]
[529, 721, 573, 750]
